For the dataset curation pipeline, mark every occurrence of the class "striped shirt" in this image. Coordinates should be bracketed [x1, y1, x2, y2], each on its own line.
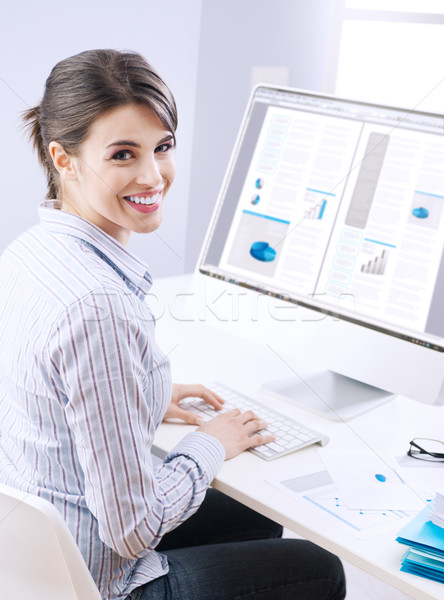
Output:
[0, 201, 225, 600]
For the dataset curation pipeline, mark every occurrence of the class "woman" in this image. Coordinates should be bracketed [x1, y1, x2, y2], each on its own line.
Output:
[0, 49, 346, 600]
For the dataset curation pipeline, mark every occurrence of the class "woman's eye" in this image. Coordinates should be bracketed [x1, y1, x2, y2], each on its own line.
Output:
[112, 150, 133, 161]
[155, 142, 175, 154]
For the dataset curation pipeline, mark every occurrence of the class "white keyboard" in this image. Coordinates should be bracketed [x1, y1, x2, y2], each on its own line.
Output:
[180, 382, 329, 461]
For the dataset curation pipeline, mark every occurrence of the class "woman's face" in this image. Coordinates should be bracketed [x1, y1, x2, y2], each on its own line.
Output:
[59, 103, 176, 245]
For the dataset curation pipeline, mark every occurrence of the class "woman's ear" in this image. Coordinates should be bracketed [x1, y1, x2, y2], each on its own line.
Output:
[48, 141, 78, 181]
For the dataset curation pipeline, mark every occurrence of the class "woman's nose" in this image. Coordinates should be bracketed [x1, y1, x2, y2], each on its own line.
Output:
[135, 156, 162, 187]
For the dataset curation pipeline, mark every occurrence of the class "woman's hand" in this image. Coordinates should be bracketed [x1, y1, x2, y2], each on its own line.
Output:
[163, 383, 276, 460]
[163, 383, 225, 425]
[198, 409, 276, 460]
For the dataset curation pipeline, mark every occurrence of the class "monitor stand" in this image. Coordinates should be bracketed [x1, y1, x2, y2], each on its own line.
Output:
[261, 370, 394, 422]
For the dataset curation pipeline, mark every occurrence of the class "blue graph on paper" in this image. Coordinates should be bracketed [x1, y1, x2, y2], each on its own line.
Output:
[302, 488, 414, 533]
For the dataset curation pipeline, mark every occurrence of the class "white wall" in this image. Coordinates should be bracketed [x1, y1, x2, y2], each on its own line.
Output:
[0, 0, 202, 278]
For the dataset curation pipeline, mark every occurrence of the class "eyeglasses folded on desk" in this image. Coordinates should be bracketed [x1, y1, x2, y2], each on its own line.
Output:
[408, 438, 444, 463]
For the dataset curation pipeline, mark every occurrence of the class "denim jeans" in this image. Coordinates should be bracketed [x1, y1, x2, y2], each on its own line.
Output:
[127, 488, 346, 600]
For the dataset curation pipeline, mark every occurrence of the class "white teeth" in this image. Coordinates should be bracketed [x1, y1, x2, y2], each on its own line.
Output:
[126, 192, 160, 205]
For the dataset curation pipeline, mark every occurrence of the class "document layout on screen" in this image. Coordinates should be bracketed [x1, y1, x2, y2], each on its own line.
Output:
[218, 105, 444, 335]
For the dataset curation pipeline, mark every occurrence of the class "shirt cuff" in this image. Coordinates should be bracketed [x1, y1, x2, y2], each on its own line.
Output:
[166, 431, 225, 485]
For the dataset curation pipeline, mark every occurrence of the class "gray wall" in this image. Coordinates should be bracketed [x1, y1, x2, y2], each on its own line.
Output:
[185, 0, 343, 272]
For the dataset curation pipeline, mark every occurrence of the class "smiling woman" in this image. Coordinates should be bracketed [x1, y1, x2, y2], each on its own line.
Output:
[0, 49, 345, 600]
[49, 103, 176, 244]
[23, 50, 177, 244]
[23, 50, 177, 199]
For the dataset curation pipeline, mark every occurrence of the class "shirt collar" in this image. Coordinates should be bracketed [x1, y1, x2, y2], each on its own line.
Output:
[39, 200, 153, 297]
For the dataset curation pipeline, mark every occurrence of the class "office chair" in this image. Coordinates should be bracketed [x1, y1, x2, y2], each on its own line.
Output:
[0, 483, 101, 600]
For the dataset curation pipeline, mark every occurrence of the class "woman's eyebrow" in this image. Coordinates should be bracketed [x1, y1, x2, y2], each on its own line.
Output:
[106, 140, 140, 149]
[159, 134, 174, 143]
[106, 134, 174, 149]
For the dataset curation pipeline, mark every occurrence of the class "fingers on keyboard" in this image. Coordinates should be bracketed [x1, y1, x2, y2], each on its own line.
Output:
[244, 419, 269, 435]
[237, 409, 257, 422]
[250, 432, 275, 447]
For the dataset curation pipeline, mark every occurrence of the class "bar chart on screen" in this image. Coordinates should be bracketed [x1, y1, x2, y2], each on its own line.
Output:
[361, 249, 389, 275]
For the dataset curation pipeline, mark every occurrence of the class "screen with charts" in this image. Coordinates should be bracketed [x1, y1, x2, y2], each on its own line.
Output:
[200, 86, 444, 354]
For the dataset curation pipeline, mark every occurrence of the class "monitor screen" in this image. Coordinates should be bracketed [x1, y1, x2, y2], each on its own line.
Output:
[197, 86, 444, 416]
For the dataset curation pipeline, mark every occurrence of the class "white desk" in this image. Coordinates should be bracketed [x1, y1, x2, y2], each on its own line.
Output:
[151, 275, 444, 600]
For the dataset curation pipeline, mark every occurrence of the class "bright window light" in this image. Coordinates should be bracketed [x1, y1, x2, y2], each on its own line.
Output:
[346, 0, 444, 13]
[335, 20, 444, 114]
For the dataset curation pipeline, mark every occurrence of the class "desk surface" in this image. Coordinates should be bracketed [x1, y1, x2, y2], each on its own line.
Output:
[151, 275, 444, 600]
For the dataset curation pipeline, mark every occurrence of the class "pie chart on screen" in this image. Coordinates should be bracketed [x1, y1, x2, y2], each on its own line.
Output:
[250, 241, 277, 262]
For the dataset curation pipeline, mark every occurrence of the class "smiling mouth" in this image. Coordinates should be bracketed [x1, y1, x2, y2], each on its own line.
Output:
[124, 191, 162, 206]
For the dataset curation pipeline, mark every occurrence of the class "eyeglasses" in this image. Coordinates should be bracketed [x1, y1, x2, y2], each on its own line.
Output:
[408, 438, 444, 462]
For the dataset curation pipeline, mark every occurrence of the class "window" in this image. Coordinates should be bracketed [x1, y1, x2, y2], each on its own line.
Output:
[335, 2, 444, 114]
[346, 0, 444, 14]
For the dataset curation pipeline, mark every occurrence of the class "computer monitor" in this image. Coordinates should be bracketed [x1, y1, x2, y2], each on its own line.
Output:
[193, 85, 444, 420]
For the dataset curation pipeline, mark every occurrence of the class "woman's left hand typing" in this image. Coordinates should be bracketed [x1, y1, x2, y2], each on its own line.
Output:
[163, 383, 225, 425]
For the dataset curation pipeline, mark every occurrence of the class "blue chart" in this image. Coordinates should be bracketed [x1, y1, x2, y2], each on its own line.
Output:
[250, 241, 277, 262]
[305, 199, 327, 220]
[302, 491, 414, 535]
[412, 206, 429, 219]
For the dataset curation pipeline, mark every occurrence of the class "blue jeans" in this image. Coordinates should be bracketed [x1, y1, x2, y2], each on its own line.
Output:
[128, 488, 346, 599]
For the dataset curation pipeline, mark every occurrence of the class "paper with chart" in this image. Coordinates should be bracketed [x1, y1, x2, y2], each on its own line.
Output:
[265, 450, 424, 539]
[319, 451, 424, 510]
[394, 452, 444, 504]
[266, 472, 417, 539]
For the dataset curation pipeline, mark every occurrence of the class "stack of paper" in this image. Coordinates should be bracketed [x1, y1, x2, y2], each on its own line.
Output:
[396, 505, 444, 583]
[430, 489, 444, 529]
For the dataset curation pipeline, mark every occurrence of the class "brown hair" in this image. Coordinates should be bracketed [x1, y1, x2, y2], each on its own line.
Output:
[22, 49, 178, 199]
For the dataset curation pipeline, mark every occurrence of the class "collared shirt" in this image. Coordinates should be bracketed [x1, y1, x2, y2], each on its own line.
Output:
[0, 202, 225, 600]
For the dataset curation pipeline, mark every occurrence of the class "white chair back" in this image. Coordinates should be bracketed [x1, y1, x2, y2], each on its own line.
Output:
[0, 483, 101, 600]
